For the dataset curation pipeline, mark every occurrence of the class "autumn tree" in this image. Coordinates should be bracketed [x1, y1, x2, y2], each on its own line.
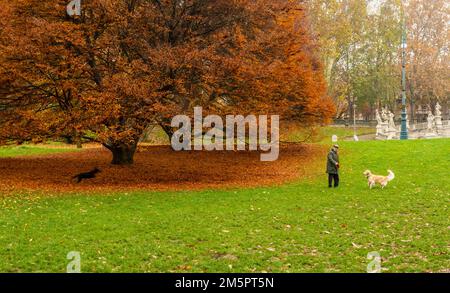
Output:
[0, 0, 334, 165]
[405, 0, 450, 120]
[307, 0, 449, 122]
[353, 0, 402, 120]
[307, 0, 369, 120]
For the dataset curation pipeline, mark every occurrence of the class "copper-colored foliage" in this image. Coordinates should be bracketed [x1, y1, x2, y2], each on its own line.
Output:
[0, 144, 324, 194]
[0, 0, 335, 163]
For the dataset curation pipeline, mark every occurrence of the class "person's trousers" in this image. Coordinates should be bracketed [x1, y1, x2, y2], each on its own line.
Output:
[328, 173, 339, 187]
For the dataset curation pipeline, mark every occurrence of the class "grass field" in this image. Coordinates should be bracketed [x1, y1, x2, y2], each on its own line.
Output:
[0, 145, 79, 157]
[285, 125, 374, 143]
[0, 135, 448, 272]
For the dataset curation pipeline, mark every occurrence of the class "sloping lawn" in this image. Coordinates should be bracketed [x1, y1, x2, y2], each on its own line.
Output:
[0, 139, 448, 272]
[0, 145, 79, 157]
[286, 125, 374, 143]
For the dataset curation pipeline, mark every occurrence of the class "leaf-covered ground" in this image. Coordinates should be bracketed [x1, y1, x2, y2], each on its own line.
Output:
[0, 144, 322, 193]
[0, 139, 448, 272]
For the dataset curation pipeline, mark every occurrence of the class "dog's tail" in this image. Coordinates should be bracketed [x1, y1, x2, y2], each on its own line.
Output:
[387, 170, 395, 181]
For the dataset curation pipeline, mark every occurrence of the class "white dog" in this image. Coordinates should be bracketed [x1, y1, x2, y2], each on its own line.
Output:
[363, 170, 395, 189]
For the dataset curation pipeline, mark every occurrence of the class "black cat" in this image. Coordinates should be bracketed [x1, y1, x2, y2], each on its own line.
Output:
[73, 168, 101, 183]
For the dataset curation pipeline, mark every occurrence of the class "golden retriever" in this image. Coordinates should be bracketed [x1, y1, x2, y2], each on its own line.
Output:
[363, 170, 395, 189]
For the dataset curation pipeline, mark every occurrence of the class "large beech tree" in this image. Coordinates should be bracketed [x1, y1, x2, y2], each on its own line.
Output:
[0, 0, 334, 165]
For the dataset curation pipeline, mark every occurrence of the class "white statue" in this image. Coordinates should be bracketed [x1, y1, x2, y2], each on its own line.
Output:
[435, 102, 442, 117]
[427, 110, 435, 131]
[434, 102, 443, 130]
[388, 111, 396, 131]
[376, 109, 382, 125]
[381, 107, 388, 122]
[375, 109, 382, 136]
[380, 107, 390, 134]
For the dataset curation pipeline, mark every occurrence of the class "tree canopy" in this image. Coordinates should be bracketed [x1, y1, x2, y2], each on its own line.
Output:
[307, 0, 449, 121]
[0, 0, 334, 164]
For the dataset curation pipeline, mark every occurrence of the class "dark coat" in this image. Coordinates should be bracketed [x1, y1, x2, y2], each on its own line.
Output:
[326, 149, 339, 174]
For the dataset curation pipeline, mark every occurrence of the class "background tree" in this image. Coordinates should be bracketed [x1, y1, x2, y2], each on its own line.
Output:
[307, 0, 449, 122]
[405, 0, 450, 120]
[307, 0, 368, 121]
[354, 0, 402, 119]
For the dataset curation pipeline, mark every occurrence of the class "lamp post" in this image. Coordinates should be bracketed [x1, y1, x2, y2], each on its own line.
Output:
[400, 6, 408, 140]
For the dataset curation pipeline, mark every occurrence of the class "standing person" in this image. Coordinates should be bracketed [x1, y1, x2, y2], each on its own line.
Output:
[326, 145, 340, 188]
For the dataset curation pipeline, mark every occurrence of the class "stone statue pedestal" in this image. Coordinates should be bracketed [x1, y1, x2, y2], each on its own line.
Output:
[386, 129, 397, 140]
[381, 122, 389, 134]
[376, 125, 383, 136]
[424, 132, 438, 138]
[435, 116, 443, 132]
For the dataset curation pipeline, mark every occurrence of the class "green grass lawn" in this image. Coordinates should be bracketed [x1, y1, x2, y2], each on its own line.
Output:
[0, 138, 448, 272]
[0, 145, 78, 157]
[287, 125, 374, 143]
[318, 126, 374, 140]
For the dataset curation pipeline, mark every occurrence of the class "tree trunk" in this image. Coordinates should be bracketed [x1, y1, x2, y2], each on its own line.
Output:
[104, 143, 137, 165]
[346, 98, 353, 127]
[72, 130, 82, 148]
[159, 122, 174, 141]
[75, 134, 82, 149]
